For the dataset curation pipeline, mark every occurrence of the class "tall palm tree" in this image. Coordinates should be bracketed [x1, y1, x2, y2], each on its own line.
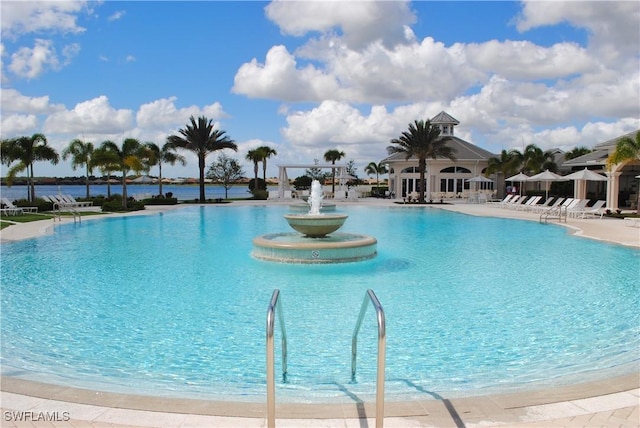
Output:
[257, 145, 277, 184]
[246, 148, 262, 191]
[365, 161, 388, 190]
[387, 119, 456, 202]
[144, 141, 186, 197]
[97, 138, 146, 208]
[607, 130, 640, 213]
[324, 149, 346, 194]
[62, 138, 95, 198]
[168, 116, 237, 203]
[1, 133, 59, 202]
[92, 141, 121, 198]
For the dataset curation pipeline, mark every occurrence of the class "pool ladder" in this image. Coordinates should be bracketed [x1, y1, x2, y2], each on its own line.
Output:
[266, 289, 386, 428]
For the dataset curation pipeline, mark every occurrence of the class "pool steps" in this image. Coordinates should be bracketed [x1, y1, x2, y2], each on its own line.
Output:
[266, 289, 386, 428]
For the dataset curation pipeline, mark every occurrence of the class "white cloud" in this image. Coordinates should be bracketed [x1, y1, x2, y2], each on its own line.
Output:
[136, 97, 228, 130]
[516, 1, 640, 59]
[43, 96, 133, 134]
[125, 55, 136, 62]
[265, 0, 416, 49]
[465, 40, 594, 80]
[108, 10, 126, 22]
[7, 39, 79, 79]
[1, 88, 64, 114]
[0, 113, 38, 136]
[1, 1, 92, 38]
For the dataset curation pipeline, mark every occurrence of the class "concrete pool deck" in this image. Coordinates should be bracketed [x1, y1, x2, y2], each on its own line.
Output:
[1, 199, 638, 427]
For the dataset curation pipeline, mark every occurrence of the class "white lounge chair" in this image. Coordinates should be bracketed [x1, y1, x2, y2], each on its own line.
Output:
[1, 197, 37, 214]
[579, 200, 606, 219]
[64, 194, 93, 207]
[515, 195, 541, 211]
[567, 199, 590, 218]
[506, 195, 530, 209]
[532, 197, 565, 213]
[488, 194, 514, 206]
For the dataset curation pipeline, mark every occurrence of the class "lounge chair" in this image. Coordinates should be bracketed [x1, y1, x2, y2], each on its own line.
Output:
[515, 195, 541, 211]
[579, 200, 606, 219]
[531, 197, 565, 214]
[1, 197, 37, 214]
[63, 194, 93, 207]
[488, 194, 513, 206]
[506, 195, 530, 209]
[567, 199, 590, 218]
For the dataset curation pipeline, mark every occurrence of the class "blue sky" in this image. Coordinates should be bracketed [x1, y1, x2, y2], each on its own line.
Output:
[1, 1, 638, 179]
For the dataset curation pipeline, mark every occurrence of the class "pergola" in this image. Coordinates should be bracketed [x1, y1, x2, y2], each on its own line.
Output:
[276, 164, 349, 198]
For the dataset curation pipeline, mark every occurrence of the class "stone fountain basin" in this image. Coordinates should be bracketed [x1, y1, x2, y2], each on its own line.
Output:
[284, 214, 348, 237]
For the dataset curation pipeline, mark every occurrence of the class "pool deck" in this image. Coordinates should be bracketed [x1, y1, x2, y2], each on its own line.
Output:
[1, 199, 638, 427]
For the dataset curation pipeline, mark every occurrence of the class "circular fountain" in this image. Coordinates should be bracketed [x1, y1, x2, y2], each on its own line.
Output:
[252, 180, 377, 263]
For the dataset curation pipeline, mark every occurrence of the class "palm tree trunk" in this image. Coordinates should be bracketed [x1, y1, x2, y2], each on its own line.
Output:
[122, 174, 128, 209]
[198, 155, 206, 202]
[29, 164, 35, 202]
[158, 163, 163, 197]
[418, 159, 426, 202]
[85, 165, 90, 198]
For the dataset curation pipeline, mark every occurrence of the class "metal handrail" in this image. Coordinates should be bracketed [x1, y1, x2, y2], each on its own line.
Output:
[266, 289, 288, 428]
[540, 205, 566, 224]
[352, 289, 386, 428]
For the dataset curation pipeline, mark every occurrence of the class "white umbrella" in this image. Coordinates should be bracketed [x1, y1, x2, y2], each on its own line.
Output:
[506, 172, 530, 196]
[563, 168, 607, 182]
[527, 170, 567, 200]
[466, 175, 493, 192]
[563, 168, 608, 199]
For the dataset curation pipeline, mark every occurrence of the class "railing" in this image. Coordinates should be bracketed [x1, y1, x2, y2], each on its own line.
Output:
[352, 289, 386, 428]
[540, 205, 566, 224]
[266, 289, 288, 428]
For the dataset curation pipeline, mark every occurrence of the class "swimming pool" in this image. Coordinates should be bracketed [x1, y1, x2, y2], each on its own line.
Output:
[1, 205, 638, 402]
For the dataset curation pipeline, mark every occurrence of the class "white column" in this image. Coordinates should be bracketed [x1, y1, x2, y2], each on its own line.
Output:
[605, 170, 621, 209]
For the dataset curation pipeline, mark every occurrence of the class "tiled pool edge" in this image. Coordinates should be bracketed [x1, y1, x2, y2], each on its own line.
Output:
[1, 373, 637, 420]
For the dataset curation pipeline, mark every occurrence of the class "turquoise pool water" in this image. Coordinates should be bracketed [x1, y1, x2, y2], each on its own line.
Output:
[1, 205, 638, 402]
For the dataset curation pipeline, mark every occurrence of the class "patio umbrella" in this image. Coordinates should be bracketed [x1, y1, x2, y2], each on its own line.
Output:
[563, 168, 608, 199]
[506, 172, 530, 196]
[527, 170, 567, 200]
[466, 175, 494, 191]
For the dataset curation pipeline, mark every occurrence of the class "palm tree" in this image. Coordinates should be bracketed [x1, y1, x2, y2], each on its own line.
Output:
[565, 146, 592, 160]
[144, 141, 186, 197]
[486, 149, 522, 194]
[246, 148, 262, 191]
[168, 116, 237, 203]
[365, 161, 388, 192]
[257, 145, 277, 184]
[62, 138, 95, 198]
[387, 119, 456, 202]
[97, 138, 146, 208]
[607, 130, 640, 213]
[92, 141, 121, 198]
[523, 144, 556, 174]
[324, 149, 346, 194]
[1, 133, 59, 202]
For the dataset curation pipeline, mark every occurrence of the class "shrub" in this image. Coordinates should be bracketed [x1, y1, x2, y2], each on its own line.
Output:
[251, 189, 269, 200]
[101, 196, 145, 212]
[144, 197, 178, 205]
[15, 198, 52, 212]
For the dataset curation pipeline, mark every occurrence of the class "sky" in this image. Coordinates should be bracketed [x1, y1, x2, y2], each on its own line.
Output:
[1, 0, 639, 180]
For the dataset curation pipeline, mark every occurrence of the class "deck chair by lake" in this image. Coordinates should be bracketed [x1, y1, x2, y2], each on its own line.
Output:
[63, 194, 93, 207]
[1, 197, 37, 214]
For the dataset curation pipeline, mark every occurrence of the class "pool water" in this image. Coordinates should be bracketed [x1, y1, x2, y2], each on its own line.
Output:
[1, 205, 638, 402]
